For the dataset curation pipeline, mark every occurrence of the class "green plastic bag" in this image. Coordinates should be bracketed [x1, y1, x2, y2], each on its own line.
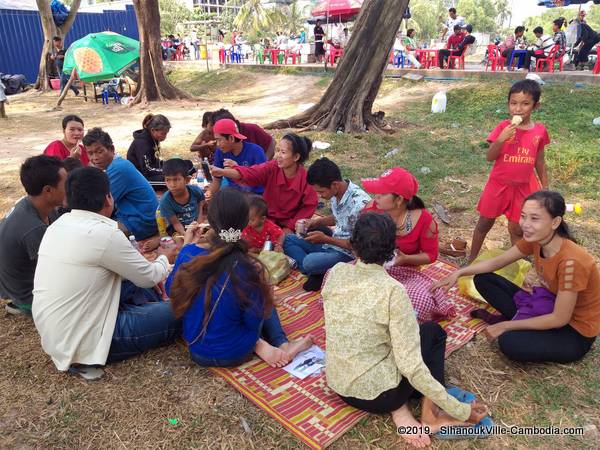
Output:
[257, 251, 291, 285]
[458, 249, 532, 302]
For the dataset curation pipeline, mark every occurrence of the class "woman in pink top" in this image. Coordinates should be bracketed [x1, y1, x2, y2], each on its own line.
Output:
[362, 168, 455, 323]
[43, 115, 89, 166]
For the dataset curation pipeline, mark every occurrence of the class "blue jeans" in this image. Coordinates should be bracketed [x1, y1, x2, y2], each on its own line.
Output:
[190, 308, 287, 367]
[283, 234, 353, 275]
[60, 71, 79, 95]
[108, 286, 182, 363]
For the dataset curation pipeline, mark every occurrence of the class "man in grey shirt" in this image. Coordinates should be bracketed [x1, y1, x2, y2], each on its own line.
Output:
[0, 155, 66, 315]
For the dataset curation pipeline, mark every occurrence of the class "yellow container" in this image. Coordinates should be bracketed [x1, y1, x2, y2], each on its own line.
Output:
[200, 44, 207, 60]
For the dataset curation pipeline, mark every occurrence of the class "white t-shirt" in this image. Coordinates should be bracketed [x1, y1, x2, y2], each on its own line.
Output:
[32, 210, 169, 371]
[444, 16, 466, 32]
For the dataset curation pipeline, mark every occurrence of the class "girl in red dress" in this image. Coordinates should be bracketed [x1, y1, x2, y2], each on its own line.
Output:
[43, 115, 89, 166]
[362, 168, 455, 323]
[470, 80, 550, 262]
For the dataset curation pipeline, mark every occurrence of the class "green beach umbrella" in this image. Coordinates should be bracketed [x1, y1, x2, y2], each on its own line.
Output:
[63, 31, 140, 82]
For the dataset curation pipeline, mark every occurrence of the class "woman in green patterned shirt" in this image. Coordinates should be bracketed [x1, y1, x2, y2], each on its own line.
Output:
[322, 213, 489, 447]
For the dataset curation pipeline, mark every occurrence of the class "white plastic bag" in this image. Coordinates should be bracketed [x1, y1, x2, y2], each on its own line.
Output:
[431, 91, 447, 113]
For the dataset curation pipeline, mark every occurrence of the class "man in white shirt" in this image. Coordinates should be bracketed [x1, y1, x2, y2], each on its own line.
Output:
[33, 167, 181, 377]
[441, 8, 465, 40]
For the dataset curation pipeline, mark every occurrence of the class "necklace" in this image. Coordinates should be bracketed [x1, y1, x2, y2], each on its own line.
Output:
[62, 139, 78, 153]
[396, 210, 413, 234]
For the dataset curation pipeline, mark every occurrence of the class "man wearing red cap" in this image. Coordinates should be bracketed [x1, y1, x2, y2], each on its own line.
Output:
[210, 119, 267, 195]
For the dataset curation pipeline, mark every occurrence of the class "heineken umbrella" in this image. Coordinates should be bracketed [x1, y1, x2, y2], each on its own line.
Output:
[63, 31, 140, 82]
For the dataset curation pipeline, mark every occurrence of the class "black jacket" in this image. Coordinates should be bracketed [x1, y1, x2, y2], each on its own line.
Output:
[126, 129, 164, 182]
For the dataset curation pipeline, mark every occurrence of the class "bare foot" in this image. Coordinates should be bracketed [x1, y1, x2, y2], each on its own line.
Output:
[279, 335, 314, 359]
[420, 397, 469, 434]
[391, 404, 431, 448]
[254, 339, 291, 368]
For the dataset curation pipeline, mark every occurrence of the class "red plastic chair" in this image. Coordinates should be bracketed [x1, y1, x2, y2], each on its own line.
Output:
[447, 45, 469, 69]
[284, 50, 299, 64]
[535, 45, 563, 72]
[329, 47, 344, 66]
[485, 44, 505, 71]
[174, 44, 185, 61]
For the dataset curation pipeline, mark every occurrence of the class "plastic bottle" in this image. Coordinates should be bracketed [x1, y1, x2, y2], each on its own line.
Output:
[566, 203, 583, 215]
[431, 91, 447, 113]
[129, 235, 140, 251]
[156, 209, 168, 237]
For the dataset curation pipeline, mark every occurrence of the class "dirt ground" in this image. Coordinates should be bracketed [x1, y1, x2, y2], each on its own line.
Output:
[1, 71, 598, 450]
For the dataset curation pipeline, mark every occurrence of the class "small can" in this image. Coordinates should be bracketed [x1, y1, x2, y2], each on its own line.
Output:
[295, 219, 308, 237]
[262, 240, 273, 252]
[160, 236, 175, 249]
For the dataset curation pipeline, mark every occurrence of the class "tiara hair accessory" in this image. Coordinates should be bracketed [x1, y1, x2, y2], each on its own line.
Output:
[219, 227, 242, 243]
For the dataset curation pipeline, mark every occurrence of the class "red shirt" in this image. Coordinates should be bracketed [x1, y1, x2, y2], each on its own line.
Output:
[447, 32, 465, 49]
[487, 120, 550, 185]
[242, 218, 283, 250]
[239, 123, 273, 154]
[235, 160, 318, 230]
[43, 140, 90, 166]
[363, 203, 439, 263]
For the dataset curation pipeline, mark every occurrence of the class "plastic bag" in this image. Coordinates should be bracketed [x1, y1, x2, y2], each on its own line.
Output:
[458, 249, 531, 302]
[257, 251, 291, 285]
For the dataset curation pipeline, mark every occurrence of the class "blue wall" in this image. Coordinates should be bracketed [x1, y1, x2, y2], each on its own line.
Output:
[0, 5, 138, 83]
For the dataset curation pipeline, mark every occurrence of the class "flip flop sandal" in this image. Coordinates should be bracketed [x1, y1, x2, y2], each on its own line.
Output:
[440, 241, 467, 258]
[434, 387, 493, 440]
[434, 415, 494, 440]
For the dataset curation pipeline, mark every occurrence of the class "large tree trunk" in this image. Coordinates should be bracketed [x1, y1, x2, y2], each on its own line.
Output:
[34, 0, 81, 90]
[267, 0, 409, 133]
[130, 0, 192, 106]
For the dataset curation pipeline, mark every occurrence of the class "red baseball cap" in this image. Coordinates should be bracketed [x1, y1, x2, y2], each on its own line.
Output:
[213, 119, 246, 140]
[362, 168, 419, 200]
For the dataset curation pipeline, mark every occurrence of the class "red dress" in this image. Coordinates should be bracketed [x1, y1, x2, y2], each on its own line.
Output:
[477, 120, 549, 222]
[242, 218, 283, 250]
[44, 140, 90, 166]
[363, 203, 455, 323]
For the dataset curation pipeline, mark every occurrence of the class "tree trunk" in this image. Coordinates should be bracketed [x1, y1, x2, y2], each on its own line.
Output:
[130, 0, 192, 106]
[267, 0, 409, 133]
[34, 0, 81, 91]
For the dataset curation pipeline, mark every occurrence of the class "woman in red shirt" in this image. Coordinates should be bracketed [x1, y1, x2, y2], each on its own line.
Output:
[210, 133, 318, 233]
[43, 115, 89, 166]
[362, 168, 455, 323]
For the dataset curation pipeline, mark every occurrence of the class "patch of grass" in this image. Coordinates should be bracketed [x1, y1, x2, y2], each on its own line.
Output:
[167, 67, 252, 98]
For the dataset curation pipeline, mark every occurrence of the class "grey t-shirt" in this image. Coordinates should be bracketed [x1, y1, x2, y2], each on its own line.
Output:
[0, 197, 51, 309]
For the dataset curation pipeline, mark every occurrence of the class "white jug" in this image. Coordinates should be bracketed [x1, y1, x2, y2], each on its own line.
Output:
[431, 91, 447, 113]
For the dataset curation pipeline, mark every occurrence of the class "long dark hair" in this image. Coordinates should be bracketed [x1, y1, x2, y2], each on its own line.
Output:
[406, 195, 425, 210]
[170, 189, 274, 322]
[524, 190, 577, 243]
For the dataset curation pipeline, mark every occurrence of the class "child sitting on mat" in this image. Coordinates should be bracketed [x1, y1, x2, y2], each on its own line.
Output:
[242, 195, 284, 254]
[469, 79, 550, 262]
[159, 158, 206, 237]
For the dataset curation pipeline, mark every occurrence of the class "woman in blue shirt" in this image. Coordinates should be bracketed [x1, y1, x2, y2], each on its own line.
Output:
[167, 188, 313, 367]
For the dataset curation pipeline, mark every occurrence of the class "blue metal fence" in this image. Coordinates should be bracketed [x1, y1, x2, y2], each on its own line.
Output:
[0, 5, 138, 83]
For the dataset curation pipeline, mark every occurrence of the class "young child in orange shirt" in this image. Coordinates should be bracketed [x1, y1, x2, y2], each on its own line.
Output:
[469, 79, 550, 262]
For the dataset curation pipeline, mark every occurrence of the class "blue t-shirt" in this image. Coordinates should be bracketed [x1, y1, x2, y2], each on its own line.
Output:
[159, 185, 205, 227]
[213, 141, 266, 194]
[165, 244, 265, 361]
[106, 156, 158, 240]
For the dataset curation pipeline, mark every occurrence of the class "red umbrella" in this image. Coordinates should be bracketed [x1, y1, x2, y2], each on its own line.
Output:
[311, 0, 363, 18]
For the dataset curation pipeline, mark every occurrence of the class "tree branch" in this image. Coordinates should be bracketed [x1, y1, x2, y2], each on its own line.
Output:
[59, 0, 82, 34]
